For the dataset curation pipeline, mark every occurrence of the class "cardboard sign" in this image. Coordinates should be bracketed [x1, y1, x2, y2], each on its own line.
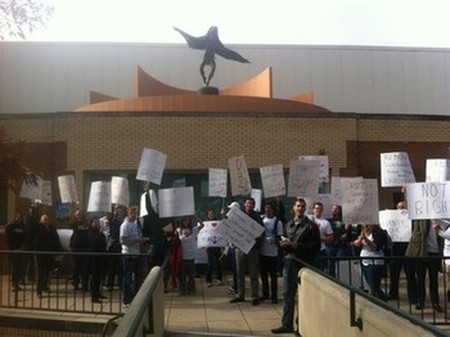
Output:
[379, 209, 412, 242]
[20, 177, 43, 201]
[111, 176, 129, 207]
[287, 159, 320, 197]
[299, 155, 329, 182]
[406, 182, 450, 220]
[197, 221, 228, 248]
[380, 152, 416, 187]
[426, 159, 450, 182]
[139, 190, 158, 217]
[342, 178, 379, 224]
[40, 180, 52, 206]
[87, 181, 111, 212]
[260, 164, 286, 198]
[136, 148, 167, 185]
[218, 207, 265, 254]
[58, 175, 78, 203]
[251, 188, 263, 213]
[228, 155, 252, 196]
[208, 168, 227, 198]
[158, 187, 195, 218]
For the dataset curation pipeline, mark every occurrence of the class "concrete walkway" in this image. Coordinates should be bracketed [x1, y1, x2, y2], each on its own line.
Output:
[164, 274, 287, 337]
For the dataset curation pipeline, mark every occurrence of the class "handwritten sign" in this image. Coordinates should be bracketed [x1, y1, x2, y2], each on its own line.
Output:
[251, 188, 263, 213]
[58, 175, 78, 203]
[260, 164, 286, 198]
[139, 190, 158, 217]
[136, 148, 167, 185]
[379, 210, 412, 242]
[299, 155, 329, 182]
[111, 176, 129, 207]
[426, 159, 450, 182]
[218, 206, 265, 254]
[87, 181, 111, 212]
[197, 221, 228, 248]
[158, 187, 195, 218]
[40, 180, 52, 206]
[287, 159, 320, 197]
[228, 155, 251, 196]
[20, 177, 43, 201]
[380, 152, 416, 187]
[208, 168, 227, 197]
[406, 182, 450, 219]
[342, 178, 379, 224]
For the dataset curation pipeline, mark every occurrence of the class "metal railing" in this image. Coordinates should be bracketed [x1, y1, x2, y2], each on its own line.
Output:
[0, 250, 152, 315]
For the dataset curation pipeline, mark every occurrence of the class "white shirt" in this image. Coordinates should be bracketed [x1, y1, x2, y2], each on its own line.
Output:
[360, 233, 384, 266]
[308, 215, 333, 251]
[260, 216, 283, 257]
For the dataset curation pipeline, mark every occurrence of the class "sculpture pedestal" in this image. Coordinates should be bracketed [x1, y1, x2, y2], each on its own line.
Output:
[198, 86, 219, 95]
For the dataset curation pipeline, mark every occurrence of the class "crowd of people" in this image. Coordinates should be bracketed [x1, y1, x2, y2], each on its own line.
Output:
[4, 189, 450, 334]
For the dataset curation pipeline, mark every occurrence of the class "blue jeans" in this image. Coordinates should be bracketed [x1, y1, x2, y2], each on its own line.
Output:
[281, 258, 301, 330]
[362, 264, 386, 301]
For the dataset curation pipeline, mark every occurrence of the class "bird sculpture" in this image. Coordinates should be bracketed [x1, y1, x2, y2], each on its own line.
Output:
[174, 26, 250, 87]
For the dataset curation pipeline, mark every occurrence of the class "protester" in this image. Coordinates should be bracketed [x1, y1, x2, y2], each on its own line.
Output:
[88, 217, 107, 303]
[308, 202, 333, 272]
[260, 201, 283, 303]
[432, 219, 450, 302]
[5, 214, 26, 291]
[351, 224, 387, 301]
[272, 198, 320, 334]
[230, 197, 264, 306]
[106, 206, 125, 291]
[70, 209, 90, 291]
[200, 209, 223, 287]
[178, 217, 197, 295]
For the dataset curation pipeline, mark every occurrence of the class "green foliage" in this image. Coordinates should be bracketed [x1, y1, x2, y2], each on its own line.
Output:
[0, 0, 53, 40]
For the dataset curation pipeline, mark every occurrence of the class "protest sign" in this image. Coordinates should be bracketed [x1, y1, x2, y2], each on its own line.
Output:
[342, 178, 379, 224]
[426, 159, 450, 182]
[136, 148, 167, 185]
[379, 209, 412, 242]
[197, 221, 228, 248]
[208, 168, 227, 197]
[218, 206, 265, 254]
[139, 190, 158, 217]
[158, 187, 195, 218]
[20, 177, 43, 201]
[299, 155, 329, 182]
[40, 180, 52, 206]
[111, 176, 129, 207]
[87, 181, 111, 212]
[260, 164, 286, 198]
[406, 182, 450, 219]
[228, 155, 251, 196]
[304, 194, 333, 218]
[380, 152, 415, 187]
[251, 188, 263, 213]
[58, 175, 78, 203]
[287, 159, 320, 197]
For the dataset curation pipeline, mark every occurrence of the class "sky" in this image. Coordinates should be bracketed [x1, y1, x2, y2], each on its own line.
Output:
[20, 0, 450, 48]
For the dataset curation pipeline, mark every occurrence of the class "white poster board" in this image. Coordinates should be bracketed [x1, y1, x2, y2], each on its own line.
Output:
[342, 178, 379, 224]
[251, 188, 263, 213]
[111, 176, 129, 207]
[406, 182, 450, 220]
[260, 164, 286, 198]
[426, 159, 450, 182]
[136, 148, 167, 185]
[87, 181, 111, 212]
[197, 221, 228, 248]
[380, 152, 416, 187]
[20, 177, 43, 201]
[379, 209, 412, 242]
[158, 187, 195, 218]
[228, 155, 252, 196]
[299, 155, 329, 182]
[287, 159, 320, 197]
[58, 175, 78, 203]
[208, 168, 227, 197]
[218, 207, 265, 254]
[39, 180, 52, 206]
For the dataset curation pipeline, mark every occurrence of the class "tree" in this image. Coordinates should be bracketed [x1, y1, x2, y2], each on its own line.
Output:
[0, 128, 39, 193]
[0, 0, 53, 40]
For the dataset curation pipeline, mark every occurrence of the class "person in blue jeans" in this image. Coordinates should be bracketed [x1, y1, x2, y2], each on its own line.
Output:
[271, 198, 321, 335]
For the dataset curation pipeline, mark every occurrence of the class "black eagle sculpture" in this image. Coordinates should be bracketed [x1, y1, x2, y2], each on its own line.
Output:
[174, 26, 250, 88]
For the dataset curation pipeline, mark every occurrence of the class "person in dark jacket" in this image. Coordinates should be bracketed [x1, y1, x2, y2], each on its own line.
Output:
[88, 217, 107, 303]
[70, 209, 90, 291]
[272, 198, 321, 334]
[33, 214, 62, 297]
[5, 214, 26, 291]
